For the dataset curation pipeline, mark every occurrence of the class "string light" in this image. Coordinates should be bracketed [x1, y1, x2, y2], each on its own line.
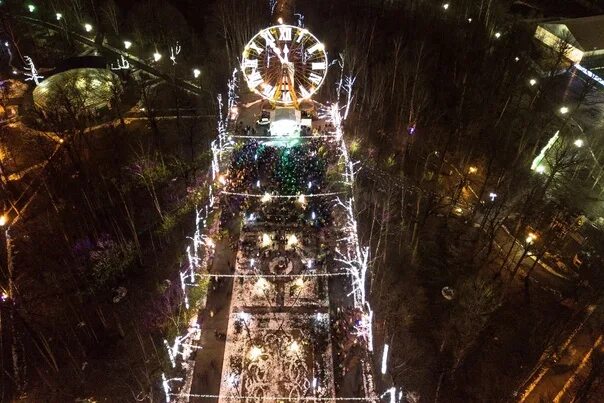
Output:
[23, 56, 43, 85]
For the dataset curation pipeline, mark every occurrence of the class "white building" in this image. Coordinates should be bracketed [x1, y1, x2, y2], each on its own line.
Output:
[535, 14, 604, 64]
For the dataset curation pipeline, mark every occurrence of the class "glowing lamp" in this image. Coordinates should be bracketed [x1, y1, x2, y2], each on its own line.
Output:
[261, 233, 271, 247]
[468, 166, 478, 174]
[248, 346, 263, 361]
[574, 139, 584, 148]
[442, 3, 449, 10]
[193, 68, 201, 78]
[529, 79, 537, 86]
[153, 52, 162, 62]
[289, 341, 300, 353]
[287, 234, 298, 246]
[124, 40, 132, 49]
[84, 23, 93, 32]
[0, 214, 8, 226]
[27, 4, 35, 12]
[559, 106, 569, 114]
[261, 192, 272, 203]
[56, 13, 62, 20]
[494, 32, 501, 39]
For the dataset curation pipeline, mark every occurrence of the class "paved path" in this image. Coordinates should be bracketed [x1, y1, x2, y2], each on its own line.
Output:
[189, 235, 237, 402]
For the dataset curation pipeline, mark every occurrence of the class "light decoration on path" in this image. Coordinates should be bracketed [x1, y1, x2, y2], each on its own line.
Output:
[163, 322, 202, 368]
[23, 56, 43, 85]
[328, 103, 378, 399]
[169, 41, 181, 65]
[110, 55, 130, 70]
[381, 343, 389, 374]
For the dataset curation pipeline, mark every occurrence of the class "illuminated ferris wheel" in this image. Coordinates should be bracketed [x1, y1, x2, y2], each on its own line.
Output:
[241, 24, 328, 107]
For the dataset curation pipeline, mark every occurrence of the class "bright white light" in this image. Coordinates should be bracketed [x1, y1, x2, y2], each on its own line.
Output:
[559, 106, 569, 114]
[574, 139, 584, 148]
[442, 3, 449, 10]
[489, 192, 497, 201]
[0, 214, 8, 226]
[277, 17, 284, 24]
[529, 78, 537, 86]
[254, 278, 269, 295]
[261, 192, 272, 203]
[381, 344, 389, 374]
[248, 346, 263, 360]
[27, 4, 35, 12]
[84, 23, 93, 32]
[515, 56, 520, 62]
[287, 234, 298, 246]
[297, 194, 306, 205]
[289, 340, 300, 353]
[468, 18, 472, 23]
[56, 13, 62, 20]
[124, 40, 132, 49]
[536, 165, 546, 174]
[311, 211, 316, 220]
[256, 179, 261, 188]
[238, 312, 251, 322]
[494, 32, 501, 39]
[193, 68, 201, 78]
[153, 52, 162, 62]
[526, 233, 536, 244]
[261, 233, 271, 247]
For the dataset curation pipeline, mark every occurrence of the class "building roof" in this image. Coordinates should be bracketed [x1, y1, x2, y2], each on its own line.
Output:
[541, 14, 604, 52]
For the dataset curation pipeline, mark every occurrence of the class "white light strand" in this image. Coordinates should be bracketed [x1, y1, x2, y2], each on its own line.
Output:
[221, 190, 345, 198]
[172, 393, 379, 401]
[110, 55, 130, 70]
[23, 55, 43, 85]
[169, 41, 181, 65]
[196, 272, 349, 279]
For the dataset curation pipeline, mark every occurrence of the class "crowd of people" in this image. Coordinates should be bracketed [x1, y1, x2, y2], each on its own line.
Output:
[227, 140, 327, 195]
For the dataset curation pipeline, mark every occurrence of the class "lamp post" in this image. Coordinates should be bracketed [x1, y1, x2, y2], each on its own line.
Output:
[509, 232, 536, 284]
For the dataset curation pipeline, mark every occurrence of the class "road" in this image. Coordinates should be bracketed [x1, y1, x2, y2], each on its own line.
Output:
[517, 304, 603, 403]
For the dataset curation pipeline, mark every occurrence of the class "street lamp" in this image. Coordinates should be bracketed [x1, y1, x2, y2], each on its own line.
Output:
[0, 214, 8, 227]
[525, 233, 536, 245]
[468, 166, 478, 174]
[529, 78, 537, 86]
[84, 23, 93, 32]
[494, 32, 501, 39]
[193, 68, 201, 78]
[27, 4, 35, 12]
[489, 192, 497, 201]
[442, 3, 449, 10]
[574, 139, 584, 148]
[559, 106, 569, 114]
[124, 40, 132, 50]
[153, 52, 162, 62]
[56, 13, 62, 21]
